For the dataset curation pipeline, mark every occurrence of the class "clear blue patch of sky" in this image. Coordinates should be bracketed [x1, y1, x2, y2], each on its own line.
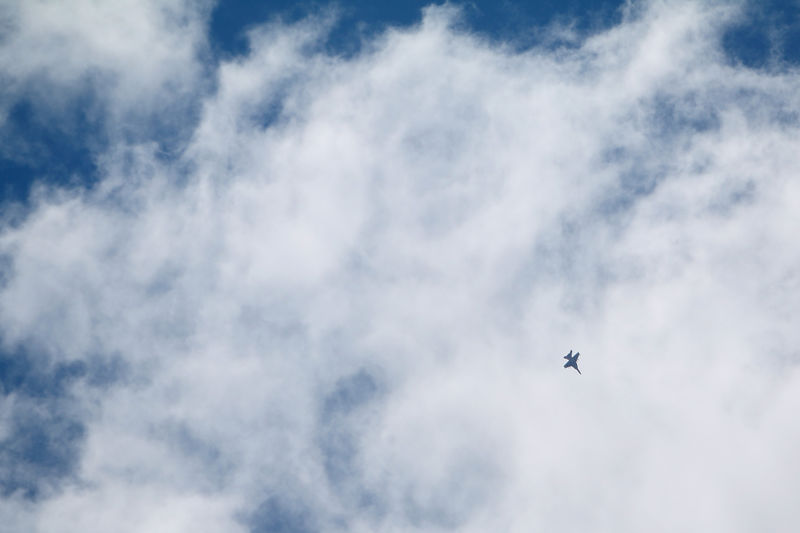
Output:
[1, 95, 104, 206]
[209, 0, 624, 58]
[722, 0, 800, 68]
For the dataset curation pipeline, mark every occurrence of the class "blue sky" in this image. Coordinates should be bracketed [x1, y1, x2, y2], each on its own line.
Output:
[2, 1, 800, 532]
[4, 0, 629, 204]
[4, 0, 799, 204]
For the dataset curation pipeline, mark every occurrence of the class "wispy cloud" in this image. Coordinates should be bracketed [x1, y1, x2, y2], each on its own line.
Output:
[2, 1, 800, 531]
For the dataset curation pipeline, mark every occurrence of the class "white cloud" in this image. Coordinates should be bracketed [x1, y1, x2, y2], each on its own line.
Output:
[2, 1, 800, 531]
[0, 0, 211, 166]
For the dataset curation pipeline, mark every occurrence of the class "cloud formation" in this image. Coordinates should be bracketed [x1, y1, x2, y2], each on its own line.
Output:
[2, 1, 800, 531]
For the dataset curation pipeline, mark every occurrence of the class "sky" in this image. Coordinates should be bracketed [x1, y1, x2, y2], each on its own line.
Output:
[1, 0, 800, 531]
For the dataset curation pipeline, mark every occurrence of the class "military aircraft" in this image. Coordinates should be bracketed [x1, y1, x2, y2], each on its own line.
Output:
[563, 350, 581, 374]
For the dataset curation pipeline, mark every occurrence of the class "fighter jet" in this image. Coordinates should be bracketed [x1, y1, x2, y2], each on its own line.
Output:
[563, 350, 581, 374]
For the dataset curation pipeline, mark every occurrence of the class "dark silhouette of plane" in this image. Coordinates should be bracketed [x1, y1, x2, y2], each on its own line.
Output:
[563, 350, 581, 374]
